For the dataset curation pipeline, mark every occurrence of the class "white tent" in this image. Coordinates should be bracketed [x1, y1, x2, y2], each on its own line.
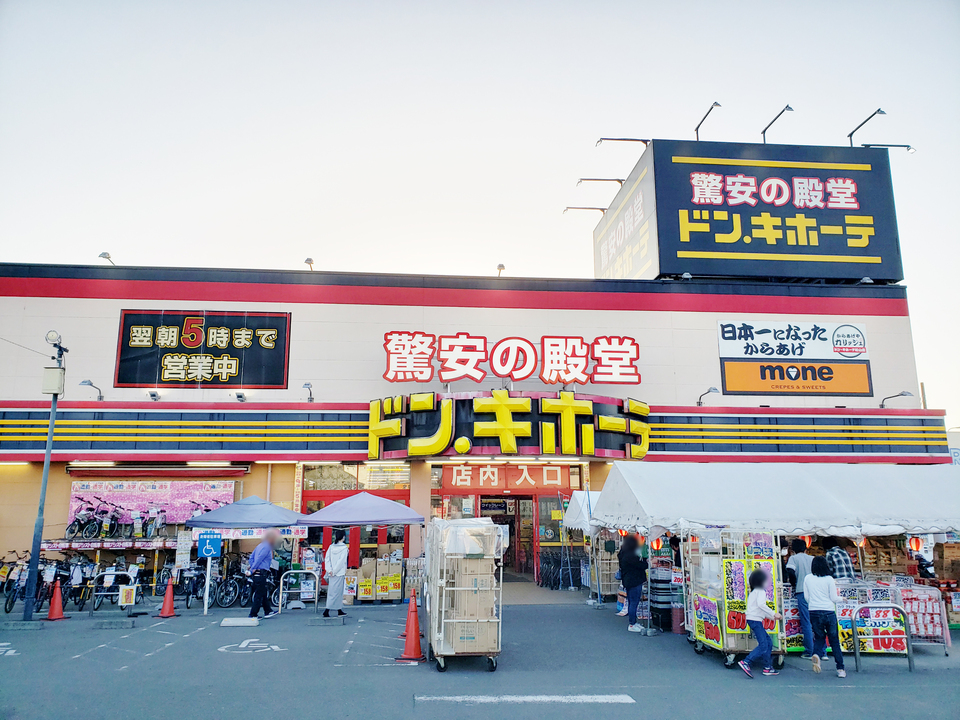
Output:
[561, 491, 601, 532]
[590, 461, 960, 538]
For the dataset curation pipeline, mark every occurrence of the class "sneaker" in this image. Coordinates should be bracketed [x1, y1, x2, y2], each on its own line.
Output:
[738, 660, 753, 678]
[616, 610, 628, 616]
[811, 654, 821, 674]
[263, 610, 279, 619]
[837, 669, 846, 678]
[628, 624, 643, 633]
[800, 652, 813, 660]
[762, 668, 779, 676]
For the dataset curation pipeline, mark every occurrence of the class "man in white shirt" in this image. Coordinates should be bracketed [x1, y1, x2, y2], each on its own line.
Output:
[786, 539, 814, 658]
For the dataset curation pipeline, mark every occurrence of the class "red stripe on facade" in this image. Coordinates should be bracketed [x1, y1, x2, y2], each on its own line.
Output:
[644, 454, 952, 464]
[0, 277, 910, 316]
[0, 401, 370, 411]
[0, 452, 368, 462]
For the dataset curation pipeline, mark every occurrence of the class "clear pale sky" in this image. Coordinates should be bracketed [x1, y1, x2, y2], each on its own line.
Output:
[1, 1, 958, 423]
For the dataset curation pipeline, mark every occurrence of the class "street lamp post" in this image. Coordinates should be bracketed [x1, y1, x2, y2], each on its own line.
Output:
[694, 102, 721, 141]
[23, 331, 68, 621]
[761, 104, 793, 144]
[847, 108, 885, 147]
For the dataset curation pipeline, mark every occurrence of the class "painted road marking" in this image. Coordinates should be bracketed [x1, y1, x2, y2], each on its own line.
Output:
[218, 638, 287, 654]
[0, 642, 19, 657]
[415, 695, 637, 705]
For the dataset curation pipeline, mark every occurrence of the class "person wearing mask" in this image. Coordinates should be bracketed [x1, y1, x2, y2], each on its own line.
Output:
[248, 528, 280, 620]
[738, 568, 783, 678]
[323, 529, 349, 618]
[785, 538, 814, 658]
[617, 534, 648, 633]
[823, 537, 856, 581]
[670, 535, 682, 569]
[803, 555, 846, 678]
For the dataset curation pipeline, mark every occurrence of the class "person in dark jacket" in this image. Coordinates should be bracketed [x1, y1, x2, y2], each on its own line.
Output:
[618, 534, 649, 632]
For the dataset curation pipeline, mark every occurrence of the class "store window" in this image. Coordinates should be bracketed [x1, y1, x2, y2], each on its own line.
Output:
[358, 463, 410, 490]
[303, 463, 358, 491]
[538, 495, 562, 546]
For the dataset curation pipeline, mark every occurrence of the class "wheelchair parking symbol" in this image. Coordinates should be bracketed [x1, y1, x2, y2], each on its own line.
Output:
[218, 638, 287, 654]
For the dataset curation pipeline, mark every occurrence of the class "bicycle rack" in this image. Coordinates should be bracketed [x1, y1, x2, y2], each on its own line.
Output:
[87, 570, 140, 618]
[851, 602, 914, 673]
[278, 570, 320, 615]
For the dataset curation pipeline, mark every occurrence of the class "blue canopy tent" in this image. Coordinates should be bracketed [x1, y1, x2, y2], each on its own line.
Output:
[185, 495, 306, 529]
[299, 492, 425, 527]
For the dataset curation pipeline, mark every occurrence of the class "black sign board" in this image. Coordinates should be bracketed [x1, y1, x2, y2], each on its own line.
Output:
[114, 310, 291, 388]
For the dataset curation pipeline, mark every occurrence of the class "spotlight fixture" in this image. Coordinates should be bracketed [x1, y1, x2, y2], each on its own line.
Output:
[596, 138, 650, 147]
[697, 386, 720, 407]
[235, 392, 247, 403]
[879, 390, 913, 408]
[694, 102, 721, 141]
[304, 258, 314, 271]
[563, 207, 606, 214]
[761, 104, 793, 144]
[148, 391, 160, 401]
[79, 380, 103, 401]
[577, 178, 625, 186]
[497, 264, 505, 277]
[98, 252, 115, 266]
[302, 382, 314, 403]
[861, 143, 916, 154]
[847, 108, 885, 147]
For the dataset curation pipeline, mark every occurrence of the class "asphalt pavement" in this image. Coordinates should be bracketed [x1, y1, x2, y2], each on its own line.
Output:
[0, 598, 957, 720]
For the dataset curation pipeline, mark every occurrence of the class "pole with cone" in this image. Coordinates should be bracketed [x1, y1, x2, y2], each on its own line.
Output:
[155, 576, 179, 618]
[396, 588, 425, 662]
[44, 579, 68, 621]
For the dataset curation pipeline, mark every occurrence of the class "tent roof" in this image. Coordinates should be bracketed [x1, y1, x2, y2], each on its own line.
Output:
[185, 495, 306, 529]
[562, 491, 601, 532]
[590, 462, 960, 537]
[299, 492, 425, 527]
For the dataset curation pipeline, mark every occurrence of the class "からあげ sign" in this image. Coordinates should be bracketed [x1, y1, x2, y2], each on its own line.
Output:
[115, 310, 291, 388]
[718, 319, 872, 397]
[636, 140, 903, 281]
[382, 332, 642, 385]
[367, 390, 651, 461]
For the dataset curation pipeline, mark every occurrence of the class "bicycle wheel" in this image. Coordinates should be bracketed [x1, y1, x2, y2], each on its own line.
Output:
[65, 521, 80, 539]
[270, 586, 281, 608]
[94, 589, 104, 610]
[158, 568, 172, 590]
[76, 586, 88, 612]
[4, 590, 15, 613]
[193, 574, 207, 601]
[239, 582, 252, 608]
[217, 578, 240, 608]
[184, 585, 193, 609]
[81, 522, 100, 540]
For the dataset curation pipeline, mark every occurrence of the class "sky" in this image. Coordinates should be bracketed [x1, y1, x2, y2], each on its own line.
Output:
[0, 0, 958, 422]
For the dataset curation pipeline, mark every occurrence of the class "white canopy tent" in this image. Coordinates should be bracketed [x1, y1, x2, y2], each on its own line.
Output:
[561, 491, 601, 533]
[590, 461, 960, 538]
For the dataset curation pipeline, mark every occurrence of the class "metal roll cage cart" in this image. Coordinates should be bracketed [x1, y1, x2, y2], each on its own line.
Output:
[277, 569, 321, 614]
[683, 527, 788, 669]
[87, 570, 141, 617]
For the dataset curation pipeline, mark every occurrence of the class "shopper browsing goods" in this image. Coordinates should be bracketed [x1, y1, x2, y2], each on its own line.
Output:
[738, 569, 783, 678]
[804, 556, 846, 678]
[617, 534, 648, 633]
[785, 539, 814, 658]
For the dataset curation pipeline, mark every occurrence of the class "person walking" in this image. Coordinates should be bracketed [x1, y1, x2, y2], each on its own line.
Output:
[804, 556, 846, 678]
[323, 529, 349, 618]
[823, 537, 856, 581]
[738, 568, 783, 678]
[785, 538, 814, 658]
[248, 529, 279, 619]
[617, 534, 648, 633]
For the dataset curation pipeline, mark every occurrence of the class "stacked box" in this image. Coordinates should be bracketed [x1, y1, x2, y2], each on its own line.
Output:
[378, 543, 403, 560]
[376, 559, 391, 598]
[404, 558, 424, 600]
[387, 560, 403, 599]
[453, 572, 497, 617]
[358, 559, 376, 601]
[444, 620, 499, 653]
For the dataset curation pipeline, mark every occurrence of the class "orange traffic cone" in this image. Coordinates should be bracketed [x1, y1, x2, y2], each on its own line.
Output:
[155, 577, 179, 618]
[396, 588, 425, 662]
[45, 579, 68, 621]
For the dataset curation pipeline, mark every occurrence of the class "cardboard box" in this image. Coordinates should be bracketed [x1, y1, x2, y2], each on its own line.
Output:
[388, 560, 403, 599]
[444, 620, 499, 654]
[450, 557, 496, 577]
[942, 544, 960, 560]
[358, 559, 376, 600]
[452, 573, 497, 617]
[378, 543, 403, 559]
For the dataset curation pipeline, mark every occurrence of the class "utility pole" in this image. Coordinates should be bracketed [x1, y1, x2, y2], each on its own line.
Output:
[23, 331, 67, 621]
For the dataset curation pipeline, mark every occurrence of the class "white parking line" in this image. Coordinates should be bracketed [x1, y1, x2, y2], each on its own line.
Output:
[415, 695, 636, 705]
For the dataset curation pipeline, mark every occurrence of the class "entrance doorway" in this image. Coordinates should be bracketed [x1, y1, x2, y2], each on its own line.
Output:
[480, 495, 534, 578]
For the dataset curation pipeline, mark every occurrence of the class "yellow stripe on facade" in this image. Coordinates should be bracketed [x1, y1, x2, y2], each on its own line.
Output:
[0, 427, 367, 436]
[652, 438, 945, 446]
[676, 251, 882, 264]
[671, 156, 872, 172]
[0, 419, 368, 427]
[0, 435, 364, 443]
[650, 431, 946, 439]
[651, 423, 945, 432]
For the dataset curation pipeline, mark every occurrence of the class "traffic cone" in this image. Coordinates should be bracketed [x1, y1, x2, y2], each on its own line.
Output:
[155, 577, 179, 618]
[45, 579, 68, 621]
[396, 588, 425, 662]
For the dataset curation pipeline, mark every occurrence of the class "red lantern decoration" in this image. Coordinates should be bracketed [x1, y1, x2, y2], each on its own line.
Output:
[637, 535, 646, 545]
[799, 535, 813, 548]
[907, 536, 923, 553]
[617, 529, 628, 537]
[650, 537, 663, 551]
[856, 537, 867, 548]
[689, 535, 699, 543]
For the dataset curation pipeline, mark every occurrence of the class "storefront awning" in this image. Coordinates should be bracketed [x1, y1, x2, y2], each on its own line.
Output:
[185, 495, 306, 529]
[591, 462, 960, 537]
[299, 492, 425, 527]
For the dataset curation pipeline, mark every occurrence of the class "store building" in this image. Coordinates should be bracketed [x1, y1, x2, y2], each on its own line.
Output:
[0, 141, 949, 575]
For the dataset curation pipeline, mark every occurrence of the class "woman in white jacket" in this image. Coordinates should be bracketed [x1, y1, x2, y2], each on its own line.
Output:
[803, 555, 846, 678]
[738, 568, 783, 678]
[323, 529, 349, 618]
